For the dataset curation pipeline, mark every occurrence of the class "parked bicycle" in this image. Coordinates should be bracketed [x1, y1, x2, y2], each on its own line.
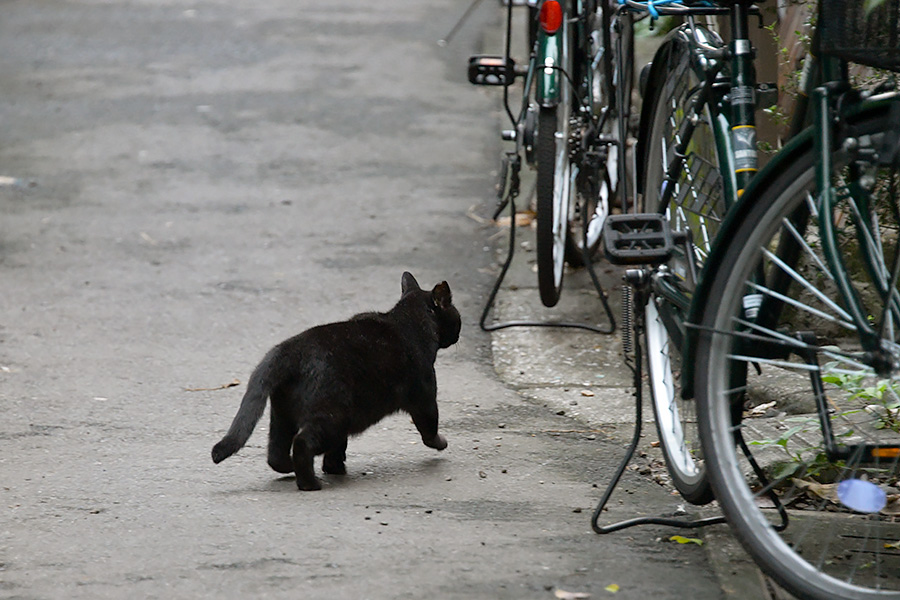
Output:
[689, 0, 900, 596]
[603, 0, 775, 505]
[469, 0, 633, 307]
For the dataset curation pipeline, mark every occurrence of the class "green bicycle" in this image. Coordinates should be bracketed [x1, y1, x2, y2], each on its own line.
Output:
[603, 0, 772, 505]
[692, 0, 900, 596]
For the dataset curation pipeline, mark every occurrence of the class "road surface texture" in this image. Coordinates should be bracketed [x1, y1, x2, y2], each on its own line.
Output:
[0, 1, 788, 598]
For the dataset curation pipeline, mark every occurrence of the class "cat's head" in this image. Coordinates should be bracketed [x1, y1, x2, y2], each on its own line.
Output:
[401, 272, 461, 349]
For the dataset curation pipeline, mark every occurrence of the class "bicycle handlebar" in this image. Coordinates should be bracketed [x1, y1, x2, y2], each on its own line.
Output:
[618, 0, 757, 19]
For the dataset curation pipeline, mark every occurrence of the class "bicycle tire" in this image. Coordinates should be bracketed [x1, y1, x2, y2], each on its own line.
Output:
[696, 104, 900, 599]
[640, 33, 724, 505]
[564, 0, 633, 267]
[536, 104, 571, 307]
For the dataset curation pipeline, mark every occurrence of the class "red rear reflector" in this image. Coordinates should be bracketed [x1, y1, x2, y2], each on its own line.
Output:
[539, 1, 563, 35]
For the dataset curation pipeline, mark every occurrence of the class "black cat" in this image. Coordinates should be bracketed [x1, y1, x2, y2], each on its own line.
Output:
[211, 272, 461, 490]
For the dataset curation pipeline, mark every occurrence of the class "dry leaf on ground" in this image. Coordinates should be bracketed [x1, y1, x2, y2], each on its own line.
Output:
[496, 210, 535, 227]
[185, 379, 241, 392]
[792, 478, 840, 504]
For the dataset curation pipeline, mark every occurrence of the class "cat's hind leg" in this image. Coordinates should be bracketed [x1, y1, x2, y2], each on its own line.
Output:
[291, 434, 321, 491]
[267, 399, 297, 474]
[322, 437, 348, 475]
[291, 421, 341, 491]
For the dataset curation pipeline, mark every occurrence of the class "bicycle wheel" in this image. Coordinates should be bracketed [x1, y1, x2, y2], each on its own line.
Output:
[640, 32, 724, 504]
[536, 101, 573, 307]
[697, 105, 900, 599]
[565, 0, 633, 267]
[564, 157, 610, 267]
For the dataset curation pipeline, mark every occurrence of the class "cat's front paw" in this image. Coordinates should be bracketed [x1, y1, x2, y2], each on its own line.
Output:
[425, 433, 447, 451]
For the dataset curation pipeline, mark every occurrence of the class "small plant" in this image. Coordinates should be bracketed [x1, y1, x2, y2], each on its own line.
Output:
[822, 363, 900, 432]
[748, 415, 852, 483]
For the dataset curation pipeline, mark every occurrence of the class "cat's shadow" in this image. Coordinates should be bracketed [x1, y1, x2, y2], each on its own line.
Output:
[263, 455, 448, 493]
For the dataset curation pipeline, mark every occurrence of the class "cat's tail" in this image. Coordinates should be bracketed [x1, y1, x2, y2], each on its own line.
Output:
[211, 349, 276, 464]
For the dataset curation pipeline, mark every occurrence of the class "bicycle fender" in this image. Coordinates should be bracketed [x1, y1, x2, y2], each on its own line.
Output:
[536, 28, 562, 107]
[635, 25, 723, 198]
[679, 95, 900, 399]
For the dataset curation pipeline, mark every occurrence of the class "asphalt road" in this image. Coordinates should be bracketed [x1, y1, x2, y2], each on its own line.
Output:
[0, 1, 783, 598]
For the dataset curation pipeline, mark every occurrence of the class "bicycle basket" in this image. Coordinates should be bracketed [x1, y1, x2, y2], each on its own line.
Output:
[819, 0, 900, 71]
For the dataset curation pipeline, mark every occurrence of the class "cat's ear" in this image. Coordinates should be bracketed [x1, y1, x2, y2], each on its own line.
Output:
[432, 281, 452, 309]
[401, 272, 421, 297]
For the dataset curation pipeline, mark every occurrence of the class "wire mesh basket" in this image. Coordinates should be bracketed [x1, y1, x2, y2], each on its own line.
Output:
[819, 0, 900, 71]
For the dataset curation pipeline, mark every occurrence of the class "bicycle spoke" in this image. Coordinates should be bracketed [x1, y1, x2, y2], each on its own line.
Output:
[781, 207, 835, 281]
[746, 280, 858, 330]
[762, 247, 856, 322]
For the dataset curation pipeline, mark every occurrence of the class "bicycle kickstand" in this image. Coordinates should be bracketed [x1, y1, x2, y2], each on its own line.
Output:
[591, 269, 725, 534]
[479, 151, 616, 335]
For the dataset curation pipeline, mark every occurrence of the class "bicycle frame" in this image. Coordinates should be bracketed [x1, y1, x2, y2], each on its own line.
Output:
[634, 2, 760, 204]
[683, 46, 900, 401]
[816, 89, 900, 364]
[471, 0, 622, 323]
[488, 1, 614, 144]
[629, 0, 762, 396]
[634, 2, 900, 400]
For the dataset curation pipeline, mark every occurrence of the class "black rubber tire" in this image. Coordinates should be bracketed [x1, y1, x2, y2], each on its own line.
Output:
[536, 105, 566, 308]
[563, 168, 608, 267]
[639, 34, 723, 505]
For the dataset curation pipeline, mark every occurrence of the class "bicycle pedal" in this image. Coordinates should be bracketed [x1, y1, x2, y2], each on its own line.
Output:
[603, 213, 677, 265]
[468, 55, 518, 86]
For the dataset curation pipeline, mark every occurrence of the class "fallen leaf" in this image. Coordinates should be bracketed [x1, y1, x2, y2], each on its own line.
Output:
[669, 535, 703, 546]
[747, 401, 777, 417]
[465, 204, 491, 225]
[885, 540, 900, 550]
[185, 378, 241, 392]
[496, 210, 535, 228]
[605, 583, 619, 593]
[882, 494, 900, 516]
[555, 589, 591, 599]
[793, 478, 840, 504]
